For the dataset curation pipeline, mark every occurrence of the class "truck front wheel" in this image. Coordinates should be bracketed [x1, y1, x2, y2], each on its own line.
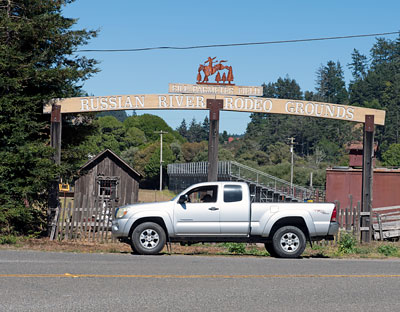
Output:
[131, 222, 166, 255]
[272, 226, 306, 258]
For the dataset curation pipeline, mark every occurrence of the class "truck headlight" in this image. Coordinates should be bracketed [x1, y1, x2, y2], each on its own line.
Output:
[115, 207, 129, 219]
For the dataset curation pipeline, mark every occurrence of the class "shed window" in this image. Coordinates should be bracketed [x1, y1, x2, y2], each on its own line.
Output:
[98, 178, 118, 198]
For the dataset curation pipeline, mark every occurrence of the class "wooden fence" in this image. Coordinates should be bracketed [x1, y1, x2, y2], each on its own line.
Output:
[53, 200, 117, 243]
[320, 198, 400, 245]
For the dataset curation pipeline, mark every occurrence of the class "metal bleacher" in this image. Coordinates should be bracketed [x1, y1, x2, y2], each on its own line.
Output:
[167, 161, 315, 202]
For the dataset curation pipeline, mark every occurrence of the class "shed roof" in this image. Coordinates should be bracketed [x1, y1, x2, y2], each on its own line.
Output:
[80, 149, 142, 179]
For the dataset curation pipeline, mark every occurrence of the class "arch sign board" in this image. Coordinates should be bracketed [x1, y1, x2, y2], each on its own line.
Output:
[43, 91, 385, 125]
[43, 57, 386, 125]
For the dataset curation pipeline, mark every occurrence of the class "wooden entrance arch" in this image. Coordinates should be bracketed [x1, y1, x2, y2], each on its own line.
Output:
[46, 85, 386, 242]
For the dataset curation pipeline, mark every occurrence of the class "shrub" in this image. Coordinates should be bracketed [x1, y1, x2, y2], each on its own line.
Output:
[0, 235, 17, 245]
[224, 243, 246, 254]
[377, 244, 399, 257]
[338, 232, 357, 254]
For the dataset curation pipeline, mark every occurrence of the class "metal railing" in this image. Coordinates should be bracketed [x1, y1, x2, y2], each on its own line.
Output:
[168, 161, 315, 201]
[229, 161, 313, 201]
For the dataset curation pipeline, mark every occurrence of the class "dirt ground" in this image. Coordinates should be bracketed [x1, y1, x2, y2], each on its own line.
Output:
[0, 238, 239, 255]
[1, 237, 399, 259]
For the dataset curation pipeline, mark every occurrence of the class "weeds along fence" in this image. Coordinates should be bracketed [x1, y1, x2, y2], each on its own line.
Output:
[53, 200, 117, 243]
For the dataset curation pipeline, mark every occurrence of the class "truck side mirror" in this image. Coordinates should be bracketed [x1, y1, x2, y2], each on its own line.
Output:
[178, 194, 188, 204]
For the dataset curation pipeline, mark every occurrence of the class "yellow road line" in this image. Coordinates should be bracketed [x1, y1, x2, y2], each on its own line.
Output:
[0, 273, 400, 278]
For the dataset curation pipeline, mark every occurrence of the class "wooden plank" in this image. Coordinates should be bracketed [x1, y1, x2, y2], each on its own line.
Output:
[93, 199, 100, 242]
[56, 204, 65, 240]
[345, 208, 350, 231]
[377, 211, 400, 217]
[373, 205, 400, 212]
[81, 195, 88, 241]
[376, 214, 384, 241]
[374, 229, 400, 240]
[168, 83, 263, 96]
[356, 201, 361, 238]
[87, 205, 94, 242]
[72, 207, 78, 240]
[64, 203, 71, 240]
[100, 198, 106, 243]
[377, 215, 400, 222]
[373, 221, 400, 231]
[104, 201, 110, 243]
[111, 203, 117, 243]
[69, 203, 75, 240]
[43, 94, 386, 125]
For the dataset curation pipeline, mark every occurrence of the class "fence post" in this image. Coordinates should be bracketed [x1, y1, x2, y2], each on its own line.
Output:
[356, 201, 361, 241]
[376, 213, 383, 241]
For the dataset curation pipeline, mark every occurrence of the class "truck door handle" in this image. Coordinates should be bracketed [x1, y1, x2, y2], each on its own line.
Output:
[208, 207, 219, 211]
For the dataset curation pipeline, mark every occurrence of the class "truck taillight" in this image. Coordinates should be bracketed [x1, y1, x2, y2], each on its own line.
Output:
[330, 206, 337, 222]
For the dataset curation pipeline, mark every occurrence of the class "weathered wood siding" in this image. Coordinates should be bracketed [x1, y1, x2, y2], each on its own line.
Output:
[74, 154, 139, 208]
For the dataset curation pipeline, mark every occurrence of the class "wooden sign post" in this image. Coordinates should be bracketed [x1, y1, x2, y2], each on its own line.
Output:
[207, 99, 223, 182]
[48, 104, 62, 239]
[361, 115, 375, 243]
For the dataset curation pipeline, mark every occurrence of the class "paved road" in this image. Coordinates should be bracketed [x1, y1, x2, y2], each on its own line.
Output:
[1, 250, 400, 312]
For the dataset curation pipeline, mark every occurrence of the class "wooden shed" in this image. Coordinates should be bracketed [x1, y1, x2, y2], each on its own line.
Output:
[73, 149, 141, 208]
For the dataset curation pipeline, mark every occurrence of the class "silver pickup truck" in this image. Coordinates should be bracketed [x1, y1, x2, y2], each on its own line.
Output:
[112, 181, 338, 258]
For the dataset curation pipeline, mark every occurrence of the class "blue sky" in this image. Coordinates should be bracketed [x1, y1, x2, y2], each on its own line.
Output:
[63, 0, 400, 134]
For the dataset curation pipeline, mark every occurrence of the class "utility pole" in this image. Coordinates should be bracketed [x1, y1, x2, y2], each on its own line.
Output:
[154, 130, 168, 191]
[289, 137, 295, 195]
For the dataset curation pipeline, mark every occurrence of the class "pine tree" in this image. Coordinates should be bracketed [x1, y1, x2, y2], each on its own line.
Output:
[348, 49, 368, 81]
[177, 119, 188, 139]
[201, 116, 210, 141]
[0, 0, 98, 234]
[315, 61, 348, 104]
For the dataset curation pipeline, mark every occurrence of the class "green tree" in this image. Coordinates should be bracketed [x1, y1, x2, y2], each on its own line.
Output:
[86, 116, 126, 154]
[201, 116, 210, 141]
[349, 36, 400, 151]
[315, 61, 348, 104]
[187, 118, 204, 142]
[97, 110, 128, 122]
[382, 143, 400, 167]
[176, 119, 188, 139]
[181, 142, 208, 162]
[313, 60, 353, 162]
[348, 49, 368, 82]
[126, 127, 147, 148]
[0, 0, 98, 234]
[123, 114, 183, 143]
[247, 76, 305, 156]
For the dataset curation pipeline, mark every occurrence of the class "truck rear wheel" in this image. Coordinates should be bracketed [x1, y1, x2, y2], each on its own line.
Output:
[131, 222, 166, 255]
[272, 226, 306, 258]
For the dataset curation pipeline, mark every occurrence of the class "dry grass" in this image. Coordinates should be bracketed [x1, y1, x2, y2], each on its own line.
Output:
[1, 237, 399, 259]
[138, 189, 176, 203]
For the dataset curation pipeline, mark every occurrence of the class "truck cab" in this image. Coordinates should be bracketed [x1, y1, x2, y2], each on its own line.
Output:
[174, 182, 251, 236]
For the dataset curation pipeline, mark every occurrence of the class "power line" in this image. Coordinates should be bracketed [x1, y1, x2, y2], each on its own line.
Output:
[77, 31, 400, 53]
